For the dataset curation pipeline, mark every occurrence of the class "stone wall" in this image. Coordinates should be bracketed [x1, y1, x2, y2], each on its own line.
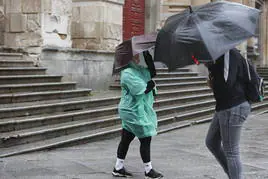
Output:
[259, 0, 268, 66]
[72, 0, 124, 51]
[0, 0, 4, 45]
[144, 0, 160, 33]
[4, 0, 42, 53]
[3, 0, 72, 57]
[41, 47, 114, 90]
[42, 0, 72, 48]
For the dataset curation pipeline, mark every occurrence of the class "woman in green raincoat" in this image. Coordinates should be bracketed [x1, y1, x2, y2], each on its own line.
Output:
[112, 51, 163, 179]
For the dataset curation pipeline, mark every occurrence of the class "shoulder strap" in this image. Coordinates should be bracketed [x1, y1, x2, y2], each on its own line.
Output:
[244, 58, 251, 81]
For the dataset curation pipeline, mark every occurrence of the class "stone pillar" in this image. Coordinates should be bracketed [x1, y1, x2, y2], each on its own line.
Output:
[144, 0, 160, 33]
[191, 0, 210, 6]
[4, 0, 42, 54]
[72, 0, 124, 51]
[260, 0, 268, 66]
[159, 0, 191, 28]
[0, 0, 4, 46]
[3, 0, 72, 58]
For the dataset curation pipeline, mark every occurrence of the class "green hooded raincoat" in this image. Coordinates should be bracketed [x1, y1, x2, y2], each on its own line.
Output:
[118, 64, 157, 138]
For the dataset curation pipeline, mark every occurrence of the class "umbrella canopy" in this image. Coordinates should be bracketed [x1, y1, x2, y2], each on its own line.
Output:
[154, 1, 260, 71]
[113, 33, 157, 73]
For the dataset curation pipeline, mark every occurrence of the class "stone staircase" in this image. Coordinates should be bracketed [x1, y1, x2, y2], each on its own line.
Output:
[0, 52, 268, 158]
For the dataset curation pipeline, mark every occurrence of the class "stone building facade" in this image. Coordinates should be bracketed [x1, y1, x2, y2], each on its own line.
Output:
[0, 0, 267, 90]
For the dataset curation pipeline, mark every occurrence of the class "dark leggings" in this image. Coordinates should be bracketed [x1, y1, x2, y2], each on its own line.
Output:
[117, 129, 151, 163]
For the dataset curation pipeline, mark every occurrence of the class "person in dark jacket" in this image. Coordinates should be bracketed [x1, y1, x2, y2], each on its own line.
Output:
[205, 48, 251, 179]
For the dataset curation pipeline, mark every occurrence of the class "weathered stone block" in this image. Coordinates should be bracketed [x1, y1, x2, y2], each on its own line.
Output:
[72, 7, 80, 22]
[22, 0, 41, 13]
[80, 6, 103, 22]
[10, 13, 26, 32]
[103, 23, 121, 40]
[26, 46, 42, 54]
[4, 13, 10, 32]
[5, 32, 42, 47]
[71, 21, 81, 38]
[4, 32, 17, 47]
[5, 0, 22, 13]
[52, 0, 72, 16]
[103, 3, 122, 25]
[72, 38, 100, 50]
[81, 22, 101, 38]
[0, 6, 4, 35]
[165, 0, 191, 4]
[27, 14, 41, 32]
[41, 0, 52, 13]
[0, 31, 3, 45]
[66, 60, 84, 74]
[101, 38, 120, 51]
[72, 21, 101, 38]
[44, 14, 69, 34]
[43, 32, 72, 48]
[191, 0, 210, 6]
[21, 32, 42, 47]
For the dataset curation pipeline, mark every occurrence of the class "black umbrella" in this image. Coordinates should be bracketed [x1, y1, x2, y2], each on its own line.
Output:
[154, 1, 260, 71]
[113, 33, 157, 74]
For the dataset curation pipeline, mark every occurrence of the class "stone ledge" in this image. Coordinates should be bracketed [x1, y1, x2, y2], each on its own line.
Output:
[72, 0, 124, 5]
[42, 46, 115, 54]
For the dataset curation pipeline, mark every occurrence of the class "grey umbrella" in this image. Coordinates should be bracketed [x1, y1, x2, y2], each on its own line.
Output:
[154, 1, 260, 70]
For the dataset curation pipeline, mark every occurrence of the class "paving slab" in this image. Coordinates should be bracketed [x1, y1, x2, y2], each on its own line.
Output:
[0, 113, 268, 179]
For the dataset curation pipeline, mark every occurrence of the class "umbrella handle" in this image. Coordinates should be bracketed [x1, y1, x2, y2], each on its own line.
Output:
[189, 6, 193, 13]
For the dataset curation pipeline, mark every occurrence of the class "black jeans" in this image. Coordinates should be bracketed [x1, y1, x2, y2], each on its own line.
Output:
[117, 129, 152, 163]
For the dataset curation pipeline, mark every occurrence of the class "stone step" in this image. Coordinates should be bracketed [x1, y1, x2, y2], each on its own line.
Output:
[156, 99, 215, 117]
[157, 107, 215, 127]
[1, 99, 268, 158]
[154, 93, 214, 107]
[0, 105, 118, 133]
[155, 68, 190, 73]
[0, 124, 121, 158]
[257, 71, 268, 74]
[0, 75, 62, 85]
[156, 87, 212, 99]
[0, 82, 76, 94]
[259, 75, 268, 80]
[0, 53, 23, 61]
[0, 114, 121, 148]
[158, 115, 213, 134]
[0, 67, 47, 75]
[154, 76, 207, 84]
[257, 67, 268, 70]
[0, 104, 216, 148]
[257, 70, 268, 73]
[0, 60, 34, 67]
[156, 72, 199, 78]
[0, 93, 215, 132]
[0, 96, 120, 119]
[0, 90, 215, 121]
[110, 81, 208, 90]
[0, 89, 92, 104]
[115, 76, 207, 84]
